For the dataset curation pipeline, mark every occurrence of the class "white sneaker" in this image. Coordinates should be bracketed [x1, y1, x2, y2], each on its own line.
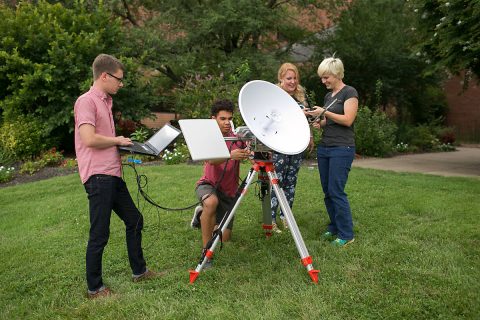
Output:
[191, 206, 202, 229]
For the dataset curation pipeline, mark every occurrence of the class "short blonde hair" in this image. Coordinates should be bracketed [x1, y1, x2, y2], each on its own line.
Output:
[277, 62, 307, 106]
[317, 57, 344, 79]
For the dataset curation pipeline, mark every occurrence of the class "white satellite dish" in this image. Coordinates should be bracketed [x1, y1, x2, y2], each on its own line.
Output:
[238, 80, 310, 155]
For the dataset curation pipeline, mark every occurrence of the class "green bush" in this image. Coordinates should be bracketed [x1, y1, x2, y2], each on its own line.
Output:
[130, 127, 151, 143]
[406, 125, 439, 151]
[354, 106, 397, 157]
[19, 160, 45, 175]
[394, 142, 411, 153]
[0, 144, 15, 166]
[437, 127, 456, 144]
[0, 115, 47, 160]
[0, 165, 15, 183]
[39, 148, 64, 166]
[16, 148, 65, 175]
[62, 158, 77, 169]
[162, 143, 190, 165]
[173, 62, 251, 126]
[433, 143, 456, 152]
[0, 2, 154, 149]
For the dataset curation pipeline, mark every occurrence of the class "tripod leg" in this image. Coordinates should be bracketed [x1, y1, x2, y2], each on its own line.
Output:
[189, 168, 259, 284]
[259, 169, 272, 237]
[267, 170, 320, 284]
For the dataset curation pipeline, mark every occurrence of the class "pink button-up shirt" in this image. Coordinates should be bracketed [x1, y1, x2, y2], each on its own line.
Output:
[74, 86, 122, 184]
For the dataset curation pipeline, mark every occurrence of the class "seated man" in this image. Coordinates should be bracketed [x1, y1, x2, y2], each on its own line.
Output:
[191, 100, 251, 265]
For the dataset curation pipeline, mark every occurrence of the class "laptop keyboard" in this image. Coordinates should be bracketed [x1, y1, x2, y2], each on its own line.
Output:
[129, 142, 153, 154]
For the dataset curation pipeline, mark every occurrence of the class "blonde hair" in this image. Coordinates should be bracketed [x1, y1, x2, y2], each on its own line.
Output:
[317, 57, 344, 79]
[92, 54, 124, 80]
[277, 62, 308, 106]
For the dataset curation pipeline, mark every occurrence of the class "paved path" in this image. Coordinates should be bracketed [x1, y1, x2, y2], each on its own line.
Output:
[352, 147, 480, 178]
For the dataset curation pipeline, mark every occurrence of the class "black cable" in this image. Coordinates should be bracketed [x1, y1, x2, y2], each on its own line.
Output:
[121, 137, 244, 212]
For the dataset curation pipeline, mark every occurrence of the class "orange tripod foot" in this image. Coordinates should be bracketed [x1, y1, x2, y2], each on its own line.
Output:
[308, 269, 320, 284]
[189, 270, 200, 284]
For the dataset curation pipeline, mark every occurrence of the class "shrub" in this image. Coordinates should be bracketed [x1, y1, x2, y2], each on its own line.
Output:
[162, 143, 189, 165]
[394, 142, 410, 153]
[354, 106, 397, 157]
[434, 143, 456, 152]
[407, 125, 439, 151]
[130, 127, 151, 143]
[19, 160, 45, 175]
[0, 2, 155, 149]
[39, 148, 64, 166]
[62, 158, 78, 169]
[0, 115, 47, 160]
[173, 62, 252, 126]
[0, 145, 14, 166]
[0, 165, 15, 183]
[17, 148, 65, 175]
[437, 127, 456, 144]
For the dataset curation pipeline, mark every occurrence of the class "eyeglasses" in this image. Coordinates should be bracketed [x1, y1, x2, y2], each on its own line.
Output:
[106, 72, 124, 83]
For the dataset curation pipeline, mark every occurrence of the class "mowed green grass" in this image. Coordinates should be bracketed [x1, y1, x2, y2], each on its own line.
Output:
[0, 163, 479, 319]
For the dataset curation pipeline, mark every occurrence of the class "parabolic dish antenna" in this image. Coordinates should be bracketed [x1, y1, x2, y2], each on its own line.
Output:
[238, 80, 310, 155]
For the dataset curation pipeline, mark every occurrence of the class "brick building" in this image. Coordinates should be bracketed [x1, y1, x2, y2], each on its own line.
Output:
[444, 75, 480, 142]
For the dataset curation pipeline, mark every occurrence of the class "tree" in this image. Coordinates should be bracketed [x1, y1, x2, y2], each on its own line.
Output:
[0, 1, 156, 150]
[311, 0, 447, 124]
[409, 0, 480, 82]
[47, 1, 335, 117]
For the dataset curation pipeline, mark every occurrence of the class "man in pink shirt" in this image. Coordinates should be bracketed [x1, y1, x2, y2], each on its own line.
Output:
[74, 54, 160, 299]
[190, 100, 250, 267]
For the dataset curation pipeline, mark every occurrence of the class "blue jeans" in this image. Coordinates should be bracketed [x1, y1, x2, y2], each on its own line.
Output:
[84, 175, 146, 291]
[317, 146, 355, 240]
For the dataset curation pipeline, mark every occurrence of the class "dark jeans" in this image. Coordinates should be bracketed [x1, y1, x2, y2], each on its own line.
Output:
[84, 174, 146, 291]
[317, 146, 355, 240]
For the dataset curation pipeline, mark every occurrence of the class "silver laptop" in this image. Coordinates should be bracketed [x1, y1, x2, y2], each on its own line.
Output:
[179, 119, 230, 161]
[119, 123, 181, 156]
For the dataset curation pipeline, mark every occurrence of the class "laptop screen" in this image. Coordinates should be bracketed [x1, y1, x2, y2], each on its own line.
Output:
[146, 124, 181, 154]
[179, 119, 230, 161]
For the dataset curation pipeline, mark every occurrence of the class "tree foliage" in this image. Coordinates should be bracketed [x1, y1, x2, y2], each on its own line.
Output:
[49, 0, 332, 115]
[409, 0, 480, 81]
[104, 0, 333, 115]
[0, 1, 156, 149]
[313, 0, 447, 123]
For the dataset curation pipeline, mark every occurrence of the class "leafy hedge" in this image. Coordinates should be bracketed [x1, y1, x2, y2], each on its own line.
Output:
[355, 106, 397, 157]
[0, 1, 156, 155]
[0, 115, 47, 160]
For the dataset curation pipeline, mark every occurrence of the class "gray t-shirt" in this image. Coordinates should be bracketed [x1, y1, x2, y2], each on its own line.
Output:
[320, 85, 358, 147]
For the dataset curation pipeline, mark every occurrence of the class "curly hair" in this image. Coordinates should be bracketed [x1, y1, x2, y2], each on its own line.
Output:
[210, 99, 235, 116]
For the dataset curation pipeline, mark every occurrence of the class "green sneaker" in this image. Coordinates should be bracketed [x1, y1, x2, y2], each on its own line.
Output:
[321, 231, 336, 241]
[331, 238, 355, 247]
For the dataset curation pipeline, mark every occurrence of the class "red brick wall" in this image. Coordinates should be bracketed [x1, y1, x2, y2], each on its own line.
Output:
[141, 112, 179, 129]
[444, 75, 480, 142]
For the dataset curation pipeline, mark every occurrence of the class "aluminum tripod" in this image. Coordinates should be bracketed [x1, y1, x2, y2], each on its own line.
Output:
[189, 158, 319, 284]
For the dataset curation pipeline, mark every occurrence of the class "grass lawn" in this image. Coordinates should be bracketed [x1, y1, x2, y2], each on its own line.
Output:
[0, 163, 479, 319]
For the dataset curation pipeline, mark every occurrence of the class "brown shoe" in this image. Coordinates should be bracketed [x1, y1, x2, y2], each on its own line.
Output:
[132, 269, 166, 282]
[87, 286, 112, 299]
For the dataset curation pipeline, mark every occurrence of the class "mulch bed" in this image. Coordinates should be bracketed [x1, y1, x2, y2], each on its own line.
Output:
[0, 166, 79, 189]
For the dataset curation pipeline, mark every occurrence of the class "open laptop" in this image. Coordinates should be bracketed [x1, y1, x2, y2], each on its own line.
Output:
[178, 119, 230, 161]
[119, 123, 181, 156]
